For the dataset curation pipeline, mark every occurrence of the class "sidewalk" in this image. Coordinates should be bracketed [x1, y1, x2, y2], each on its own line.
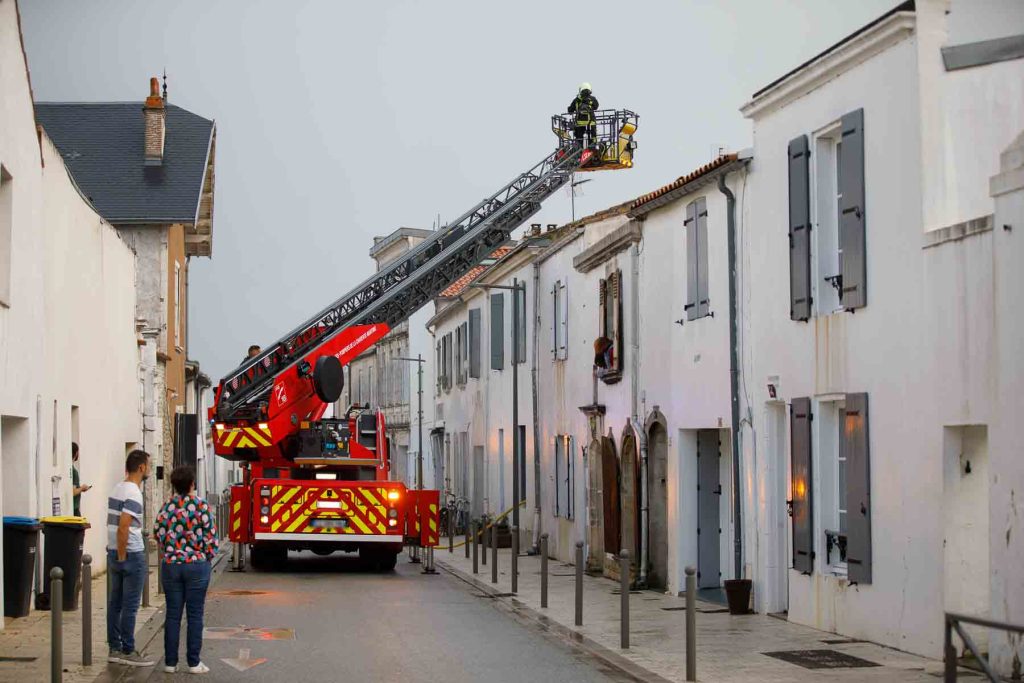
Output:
[0, 555, 164, 683]
[436, 545, 972, 682]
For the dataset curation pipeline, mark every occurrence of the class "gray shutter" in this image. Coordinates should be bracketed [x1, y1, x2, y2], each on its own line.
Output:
[613, 270, 623, 371]
[552, 283, 558, 358]
[791, 397, 814, 574]
[558, 281, 568, 359]
[515, 286, 527, 364]
[839, 109, 866, 310]
[490, 293, 504, 370]
[843, 392, 871, 583]
[696, 197, 710, 318]
[788, 135, 811, 321]
[468, 308, 481, 378]
[460, 322, 468, 383]
[599, 278, 608, 337]
[685, 201, 699, 320]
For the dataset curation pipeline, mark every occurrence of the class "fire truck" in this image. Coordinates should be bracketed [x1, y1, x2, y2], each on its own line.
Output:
[211, 109, 638, 570]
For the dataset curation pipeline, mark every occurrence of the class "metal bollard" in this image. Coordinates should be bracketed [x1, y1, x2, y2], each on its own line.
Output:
[511, 526, 519, 594]
[82, 555, 92, 666]
[620, 549, 630, 649]
[490, 525, 498, 584]
[472, 523, 479, 575]
[50, 567, 63, 683]
[577, 544, 585, 626]
[465, 523, 471, 559]
[481, 520, 487, 566]
[540, 533, 549, 609]
[685, 566, 696, 682]
[448, 517, 454, 554]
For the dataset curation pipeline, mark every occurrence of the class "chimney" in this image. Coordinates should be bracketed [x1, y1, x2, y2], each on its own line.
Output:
[143, 76, 165, 166]
[530, 223, 542, 237]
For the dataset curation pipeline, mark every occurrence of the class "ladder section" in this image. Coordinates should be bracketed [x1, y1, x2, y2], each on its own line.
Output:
[217, 144, 584, 420]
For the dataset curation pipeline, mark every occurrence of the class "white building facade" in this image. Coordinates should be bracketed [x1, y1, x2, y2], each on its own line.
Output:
[739, 0, 1024, 670]
[0, 0, 141, 614]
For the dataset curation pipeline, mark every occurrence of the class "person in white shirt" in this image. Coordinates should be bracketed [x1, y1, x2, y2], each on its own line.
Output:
[105, 450, 155, 667]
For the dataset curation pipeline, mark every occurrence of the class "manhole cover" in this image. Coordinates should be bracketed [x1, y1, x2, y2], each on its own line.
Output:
[821, 638, 865, 645]
[214, 590, 268, 597]
[697, 608, 731, 614]
[764, 649, 880, 669]
[0, 656, 38, 662]
[609, 590, 643, 595]
[660, 606, 687, 611]
[204, 626, 295, 641]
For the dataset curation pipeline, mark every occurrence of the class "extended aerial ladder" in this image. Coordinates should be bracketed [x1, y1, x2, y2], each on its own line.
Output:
[211, 109, 637, 570]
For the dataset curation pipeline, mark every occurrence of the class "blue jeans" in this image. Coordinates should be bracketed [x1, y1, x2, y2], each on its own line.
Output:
[107, 550, 146, 653]
[161, 561, 211, 667]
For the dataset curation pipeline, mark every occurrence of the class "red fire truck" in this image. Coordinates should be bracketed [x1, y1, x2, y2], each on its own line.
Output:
[211, 110, 637, 570]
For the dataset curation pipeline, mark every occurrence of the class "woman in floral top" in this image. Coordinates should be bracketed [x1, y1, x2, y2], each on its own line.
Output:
[153, 466, 218, 674]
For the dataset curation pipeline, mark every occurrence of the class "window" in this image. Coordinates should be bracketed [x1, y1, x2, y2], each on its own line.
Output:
[514, 286, 527, 364]
[174, 262, 182, 348]
[552, 280, 568, 360]
[0, 165, 13, 307]
[792, 393, 872, 582]
[468, 309, 481, 378]
[490, 293, 504, 370]
[684, 198, 710, 320]
[789, 108, 866, 320]
[553, 435, 575, 519]
[457, 321, 469, 385]
[455, 324, 464, 386]
[442, 332, 453, 391]
[597, 270, 623, 382]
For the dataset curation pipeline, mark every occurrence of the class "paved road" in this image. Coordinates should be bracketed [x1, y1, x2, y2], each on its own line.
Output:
[127, 550, 628, 682]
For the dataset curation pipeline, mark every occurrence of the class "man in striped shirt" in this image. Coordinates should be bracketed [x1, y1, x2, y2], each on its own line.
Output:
[105, 450, 154, 667]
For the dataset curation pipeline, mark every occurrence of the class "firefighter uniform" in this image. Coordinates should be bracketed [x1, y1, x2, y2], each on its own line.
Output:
[568, 83, 599, 147]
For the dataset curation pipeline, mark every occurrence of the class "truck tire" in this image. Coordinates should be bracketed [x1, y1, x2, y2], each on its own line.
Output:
[251, 545, 287, 571]
[376, 551, 398, 572]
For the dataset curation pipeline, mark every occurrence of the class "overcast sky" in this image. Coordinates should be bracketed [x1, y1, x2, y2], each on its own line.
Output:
[20, 0, 895, 382]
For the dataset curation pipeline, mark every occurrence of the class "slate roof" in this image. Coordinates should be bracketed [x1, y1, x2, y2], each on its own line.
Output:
[34, 103, 215, 224]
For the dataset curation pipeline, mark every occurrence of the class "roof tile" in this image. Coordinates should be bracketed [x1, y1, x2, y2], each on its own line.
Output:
[439, 246, 514, 298]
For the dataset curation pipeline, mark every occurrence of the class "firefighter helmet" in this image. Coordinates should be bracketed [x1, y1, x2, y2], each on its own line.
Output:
[579, 82, 592, 94]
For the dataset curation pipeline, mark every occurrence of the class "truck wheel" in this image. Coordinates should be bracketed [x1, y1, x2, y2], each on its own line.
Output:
[376, 551, 398, 572]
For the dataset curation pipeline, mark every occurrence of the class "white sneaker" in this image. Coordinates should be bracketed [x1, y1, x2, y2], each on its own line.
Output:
[188, 662, 210, 674]
[164, 664, 177, 673]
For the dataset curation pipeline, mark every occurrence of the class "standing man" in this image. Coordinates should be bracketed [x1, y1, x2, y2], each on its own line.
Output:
[71, 442, 91, 517]
[106, 450, 155, 667]
[568, 83, 599, 147]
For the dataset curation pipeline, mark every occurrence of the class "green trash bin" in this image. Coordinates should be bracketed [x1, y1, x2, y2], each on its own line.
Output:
[37, 516, 90, 611]
[3, 516, 41, 618]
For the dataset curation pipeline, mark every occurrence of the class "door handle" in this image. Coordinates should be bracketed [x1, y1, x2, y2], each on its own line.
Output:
[713, 485, 722, 495]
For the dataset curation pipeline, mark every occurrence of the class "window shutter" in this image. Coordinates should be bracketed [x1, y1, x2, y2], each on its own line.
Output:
[788, 135, 811, 321]
[468, 308, 481, 378]
[839, 109, 866, 310]
[685, 201, 699, 320]
[696, 197, 710, 318]
[554, 436, 562, 517]
[435, 341, 441, 394]
[599, 278, 608, 337]
[613, 270, 623, 371]
[552, 283, 558, 358]
[515, 286, 527, 365]
[558, 280, 568, 360]
[460, 322, 468, 383]
[490, 293, 504, 370]
[843, 392, 871, 583]
[791, 397, 814, 574]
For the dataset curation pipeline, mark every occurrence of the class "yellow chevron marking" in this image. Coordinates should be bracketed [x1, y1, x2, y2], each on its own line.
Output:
[348, 515, 372, 535]
[235, 434, 257, 448]
[285, 514, 306, 533]
[223, 431, 238, 447]
[247, 428, 271, 447]
[233, 501, 240, 513]
[363, 490, 381, 508]
[232, 518, 240, 532]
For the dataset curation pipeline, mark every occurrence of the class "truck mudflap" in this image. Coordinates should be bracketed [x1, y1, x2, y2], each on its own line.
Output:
[406, 489, 440, 547]
[229, 485, 251, 543]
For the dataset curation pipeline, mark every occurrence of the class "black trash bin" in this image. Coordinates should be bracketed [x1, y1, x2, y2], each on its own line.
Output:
[3, 516, 41, 618]
[37, 516, 90, 611]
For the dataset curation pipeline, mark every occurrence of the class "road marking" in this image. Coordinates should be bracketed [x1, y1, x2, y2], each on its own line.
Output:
[221, 648, 268, 672]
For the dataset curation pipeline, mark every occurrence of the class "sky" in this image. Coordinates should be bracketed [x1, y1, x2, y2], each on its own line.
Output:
[19, 0, 896, 383]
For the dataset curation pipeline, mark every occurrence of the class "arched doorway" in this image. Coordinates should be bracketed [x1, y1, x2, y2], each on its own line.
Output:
[601, 434, 620, 566]
[620, 425, 640, 565]
[647, 413, 669, 589]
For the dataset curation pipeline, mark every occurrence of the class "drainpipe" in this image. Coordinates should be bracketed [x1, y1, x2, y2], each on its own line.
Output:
[529, 261, 542, 554]
[629, 238, 650, 587]
[718, 172, 743, 581]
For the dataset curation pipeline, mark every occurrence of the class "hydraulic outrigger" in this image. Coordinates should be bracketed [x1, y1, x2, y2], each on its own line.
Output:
[211, 109, 638, 570]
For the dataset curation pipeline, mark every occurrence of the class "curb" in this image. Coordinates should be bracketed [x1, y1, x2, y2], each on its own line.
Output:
[436, 558, 674, 683]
